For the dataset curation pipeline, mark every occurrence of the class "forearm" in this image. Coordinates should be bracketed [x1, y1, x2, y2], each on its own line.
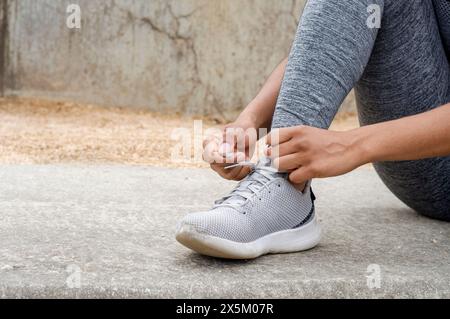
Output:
[353, 103, 450, 164]
[237, 58, 288, 129]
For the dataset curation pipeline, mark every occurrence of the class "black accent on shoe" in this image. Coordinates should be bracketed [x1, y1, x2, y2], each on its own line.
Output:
[311, 188, 316, 201]
[293, 203, 315, 229]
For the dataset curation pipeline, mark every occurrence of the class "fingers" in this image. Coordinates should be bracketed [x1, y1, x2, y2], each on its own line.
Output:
[238, 128, 258, 154]
[223, 127, 237, 151]
[223, 126, 257, 154]
[203, 130, 246, 164]
[203, 141, 217, 164]
[204, 146, 246, 165]
[272, 153, 303, 172]
[266, 126, 302, 147]
[218, 143, 233, 157]
[265, 140, 299, 159]
[229, 151, 246, 163]
[232, 166, 252, 180]
[204, 125, 258, 167]
[203, 134, 219, 149]
[289, 167, 314, 184]
[203, 138, 223, 164]
[211, 164, 251, 181]
[203, 128, 223, 163]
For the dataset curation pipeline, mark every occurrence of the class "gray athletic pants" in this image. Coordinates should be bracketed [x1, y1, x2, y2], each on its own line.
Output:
[272, 0, 450, 221]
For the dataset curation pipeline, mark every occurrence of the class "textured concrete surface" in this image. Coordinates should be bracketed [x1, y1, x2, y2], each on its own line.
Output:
[0, 165, 449, 298]
[1, 0, 356, 118]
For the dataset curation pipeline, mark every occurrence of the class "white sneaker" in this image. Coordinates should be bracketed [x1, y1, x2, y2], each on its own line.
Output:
[176, 158, 321, 259]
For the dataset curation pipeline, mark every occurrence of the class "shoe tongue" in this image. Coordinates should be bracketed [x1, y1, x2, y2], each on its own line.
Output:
[215, 158, 280, 209]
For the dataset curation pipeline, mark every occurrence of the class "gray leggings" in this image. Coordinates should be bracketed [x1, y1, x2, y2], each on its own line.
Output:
[272, 0, 450, 221]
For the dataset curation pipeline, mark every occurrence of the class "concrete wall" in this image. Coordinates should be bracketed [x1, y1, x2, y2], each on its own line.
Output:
[0, 0, 7, 95]
[1, 0, 355, 118]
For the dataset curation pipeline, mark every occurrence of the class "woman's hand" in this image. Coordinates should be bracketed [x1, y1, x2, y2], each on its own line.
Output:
[203, 117, 258, 181]
[201, 57, 290, 181]
[266, 125, 364, 184]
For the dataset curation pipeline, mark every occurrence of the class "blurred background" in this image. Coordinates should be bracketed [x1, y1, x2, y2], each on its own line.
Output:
[0, 0, 357, 166]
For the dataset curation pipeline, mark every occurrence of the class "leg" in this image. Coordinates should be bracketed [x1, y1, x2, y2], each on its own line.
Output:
[176, 0, 450, 260]
[272, 0, 382, 129]
[355, 0, 450, 221]
[272, 0, 450, 220]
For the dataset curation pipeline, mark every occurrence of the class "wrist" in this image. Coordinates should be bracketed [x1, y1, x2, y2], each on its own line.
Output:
[345, 127, 374, 166]
[235, 109, 260, 129]
[238, 99, 273, 130]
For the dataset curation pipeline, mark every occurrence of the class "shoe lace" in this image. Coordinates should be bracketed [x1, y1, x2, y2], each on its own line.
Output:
[213, 160, 282, 211]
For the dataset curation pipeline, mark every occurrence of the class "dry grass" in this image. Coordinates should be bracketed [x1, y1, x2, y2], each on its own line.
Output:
[0, 97, 359, 167]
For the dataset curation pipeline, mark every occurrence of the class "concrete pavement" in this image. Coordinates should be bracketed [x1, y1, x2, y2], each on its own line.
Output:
[0, 165, 449, 298]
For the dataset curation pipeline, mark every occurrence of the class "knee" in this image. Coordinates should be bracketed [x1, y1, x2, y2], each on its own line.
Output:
[402, 188, 450, 222]
[396, 194, 450, 222]
[416, 207, 450, 222]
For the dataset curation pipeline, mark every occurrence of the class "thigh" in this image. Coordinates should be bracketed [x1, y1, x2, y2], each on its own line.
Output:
[355, 0, 450, 221]
[356, 0, 450, 123]
[374, 158, 450, 221]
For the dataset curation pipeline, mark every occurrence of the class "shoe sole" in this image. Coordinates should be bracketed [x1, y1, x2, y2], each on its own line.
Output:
[175, 216, 322, 260]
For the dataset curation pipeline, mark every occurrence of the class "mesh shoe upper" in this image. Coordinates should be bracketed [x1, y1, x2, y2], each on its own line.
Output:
[178, 158, 315, 243]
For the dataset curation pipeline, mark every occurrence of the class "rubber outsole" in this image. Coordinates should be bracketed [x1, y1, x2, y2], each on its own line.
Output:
[175, 216, 322, 260]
